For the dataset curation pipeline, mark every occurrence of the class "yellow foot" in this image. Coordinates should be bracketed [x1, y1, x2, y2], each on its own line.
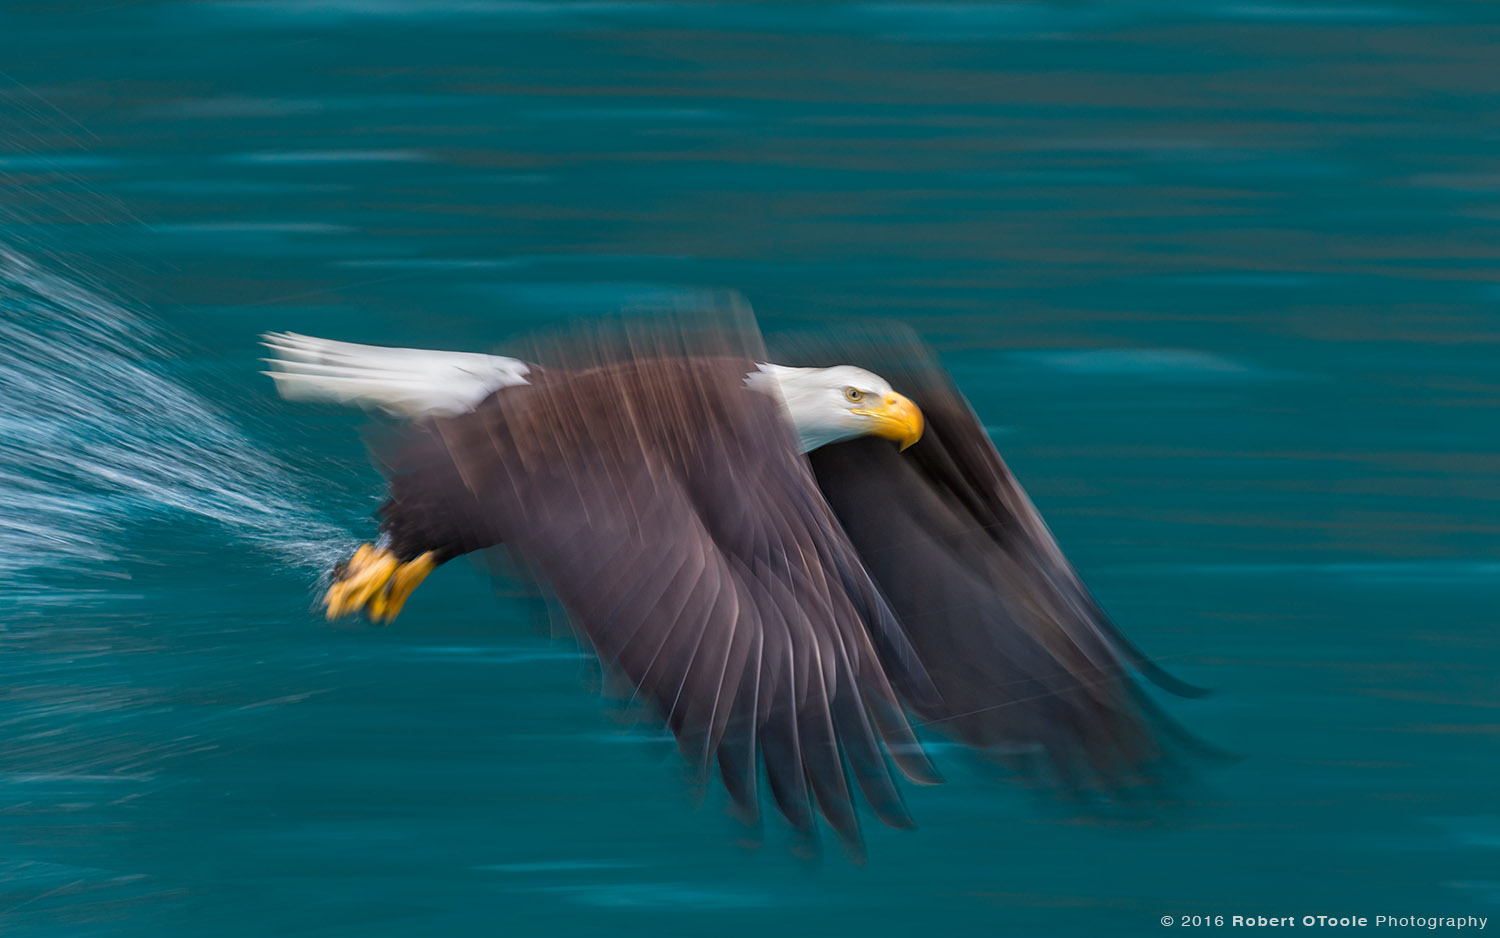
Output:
[324, 544, 438, 623]
[368, 552, 437, 623]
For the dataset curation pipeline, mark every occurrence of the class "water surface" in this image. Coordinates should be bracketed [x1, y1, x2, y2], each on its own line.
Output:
[1, 2, 1498, 935]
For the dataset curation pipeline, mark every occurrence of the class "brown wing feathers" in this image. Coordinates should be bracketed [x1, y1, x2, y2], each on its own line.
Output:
[364, 327, 1201, 850]
[377, 356, 938, 851]
[787, 327, 1206, 794]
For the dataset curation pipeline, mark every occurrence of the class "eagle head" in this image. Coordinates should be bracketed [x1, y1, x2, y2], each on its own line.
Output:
[745, 363, 924, 453]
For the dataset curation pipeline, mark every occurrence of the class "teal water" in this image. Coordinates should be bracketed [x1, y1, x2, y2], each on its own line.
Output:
[2, 2, 1499, 935]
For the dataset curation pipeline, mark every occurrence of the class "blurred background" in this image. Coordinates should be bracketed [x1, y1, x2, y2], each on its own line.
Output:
[2, 1, 1498, 935]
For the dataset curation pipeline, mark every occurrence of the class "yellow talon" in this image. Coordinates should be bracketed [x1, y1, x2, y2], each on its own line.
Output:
[368, 552, 438, 623]
[324, 544, 437, 623]
[324, 543, 398, 620]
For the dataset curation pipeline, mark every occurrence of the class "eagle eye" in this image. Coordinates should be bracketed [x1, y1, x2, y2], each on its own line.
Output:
[844, 387, 864, 403]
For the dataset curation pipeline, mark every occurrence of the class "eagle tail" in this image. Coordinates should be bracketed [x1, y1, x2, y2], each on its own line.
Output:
[260, 331, 530, 418]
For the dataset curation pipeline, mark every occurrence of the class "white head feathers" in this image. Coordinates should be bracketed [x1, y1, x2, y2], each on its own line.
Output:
[745, 363, 902, 452]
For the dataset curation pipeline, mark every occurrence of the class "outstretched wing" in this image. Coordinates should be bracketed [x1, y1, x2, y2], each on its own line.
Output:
[376, 356, 940, 852]
[787, 328, 1206, 793]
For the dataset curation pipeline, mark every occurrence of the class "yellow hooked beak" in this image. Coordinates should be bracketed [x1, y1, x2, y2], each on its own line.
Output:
[853, 391, 924, 451]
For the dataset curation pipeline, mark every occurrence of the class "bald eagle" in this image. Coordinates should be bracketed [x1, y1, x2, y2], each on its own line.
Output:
[263, 323, 1203, 853]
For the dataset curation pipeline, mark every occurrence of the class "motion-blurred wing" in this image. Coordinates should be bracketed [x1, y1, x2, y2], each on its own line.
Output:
[377, 357, 940, 851]
[261, 332, 531, 417]
[792, 329, 1204, 793]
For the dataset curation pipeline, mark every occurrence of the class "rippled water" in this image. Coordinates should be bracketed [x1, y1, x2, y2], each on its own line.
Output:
[1, 2, 1498, 935]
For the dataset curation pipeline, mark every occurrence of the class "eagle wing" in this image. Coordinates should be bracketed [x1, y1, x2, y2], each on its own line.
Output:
[792, 329, 1207, 793]
[377, 357, 940, 852]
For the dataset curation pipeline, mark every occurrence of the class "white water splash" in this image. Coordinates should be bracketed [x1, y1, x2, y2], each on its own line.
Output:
[0, 243, 353, 598]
